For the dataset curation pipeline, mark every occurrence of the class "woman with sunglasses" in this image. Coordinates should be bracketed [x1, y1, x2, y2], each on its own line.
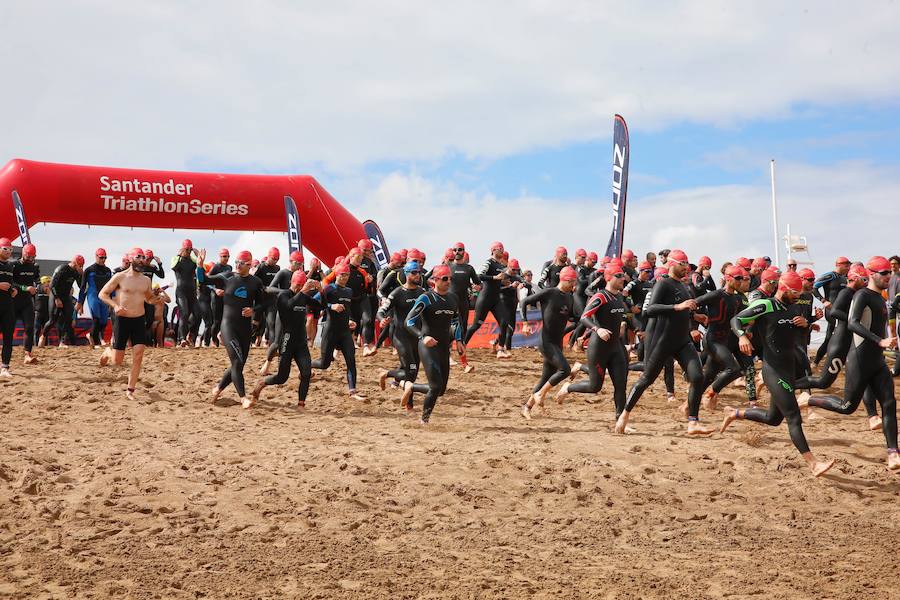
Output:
[201, 249, 269, 407]
[555, 263, 628, 414]
[693, 265, 750, 412]
[377, 261, 426, 408]
[800, 257, 900, 471]
[403, 264, 464, 424]
[76, 248, 113, 349]
[519, 266, 577, 419]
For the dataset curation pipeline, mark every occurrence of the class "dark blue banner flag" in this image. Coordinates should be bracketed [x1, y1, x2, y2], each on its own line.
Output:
[363, 219, 389, 269]
[284, 195, 301, 255]
[12, 190, 31, 245]
[604, 114, 629, 259]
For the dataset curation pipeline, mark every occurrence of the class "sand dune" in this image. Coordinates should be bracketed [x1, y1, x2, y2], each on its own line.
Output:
[1, 345, 899, 599]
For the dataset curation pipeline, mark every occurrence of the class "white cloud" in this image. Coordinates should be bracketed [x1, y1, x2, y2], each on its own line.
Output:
[3, 2, 900, 169]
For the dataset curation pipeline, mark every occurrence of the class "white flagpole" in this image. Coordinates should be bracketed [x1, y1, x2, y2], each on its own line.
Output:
[770, 160, 781, 266]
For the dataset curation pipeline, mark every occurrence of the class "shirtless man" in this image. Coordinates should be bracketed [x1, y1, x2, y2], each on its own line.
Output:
[98, 248, 162, 401]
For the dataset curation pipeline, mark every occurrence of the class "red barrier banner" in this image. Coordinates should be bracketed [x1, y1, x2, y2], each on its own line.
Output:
[0, 159, 365, 261]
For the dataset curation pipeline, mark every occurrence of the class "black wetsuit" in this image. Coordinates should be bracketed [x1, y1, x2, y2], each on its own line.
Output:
[497, 273, 522, 349]
[201, 269, 266, 398]
[253, 260, 281, 343]
[695, 288, 748, 395]
[520, 287, 575, 393]
[377, 284, 426, 389]
[311, 283, 357, 391]
[813, 271, 847, 364]
[567, 289, 627, 415]
[538, 261, 566, 289]
[374, 265, 401, 348]
[569, 264, 598, 343]
[359, 257, 379, 346]
[171, 255, 199, 343]
[787, 291, 817, 383]
[263, 288, 320, 404]
[624, 275, 704, 418]
[449, 262, 479, 337]
[207, 263, 232, 346]
[264, 268, 295, 361]
[405, 289, 462, 422]
[34, 283, 49, 340]
[197, 270, 215, 346]
[139, 261, 165, 337]
[807, 287, 898, 451]
[732, 297, 814, 454]
[48, 264, 80, 346]
[12, 259, 41, 352]
[0, 259, 16, 365]
[464, 258, 505, 343]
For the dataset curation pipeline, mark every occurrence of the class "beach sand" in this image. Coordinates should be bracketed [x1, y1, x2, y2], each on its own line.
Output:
[2, 345, 899, 599]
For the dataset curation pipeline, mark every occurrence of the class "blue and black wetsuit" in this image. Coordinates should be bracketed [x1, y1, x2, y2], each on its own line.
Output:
[377, 284, 426, 391]
[78, 261, 112, 346]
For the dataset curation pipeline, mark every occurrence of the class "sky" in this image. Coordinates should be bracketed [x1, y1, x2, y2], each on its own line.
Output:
[3, 1, 900, 279]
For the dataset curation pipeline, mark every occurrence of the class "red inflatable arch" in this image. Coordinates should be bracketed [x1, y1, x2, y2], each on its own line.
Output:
[0, 159, 365, 261]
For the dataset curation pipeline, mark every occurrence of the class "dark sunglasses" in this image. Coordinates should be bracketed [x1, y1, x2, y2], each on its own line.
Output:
[97, 255, 107, 259]
[453, 248, 464, 252]
[803, 277, 814, 282]
[610, 273, 625, 279]
[437, 276, 451, 282]
[234, 260, 249, 266]
[874, 270, 891, 276]
[407, 270, 423, 275]
[133, 254, 145, 260]
[732, 276, 746, 281]
[787, 264, 797, 268]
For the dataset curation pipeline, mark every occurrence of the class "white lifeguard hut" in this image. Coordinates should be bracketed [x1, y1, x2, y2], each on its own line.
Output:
[784, 224, 814, 268]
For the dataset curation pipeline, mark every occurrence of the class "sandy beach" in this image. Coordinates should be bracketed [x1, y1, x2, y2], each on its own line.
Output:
[2, 345, 899, 599]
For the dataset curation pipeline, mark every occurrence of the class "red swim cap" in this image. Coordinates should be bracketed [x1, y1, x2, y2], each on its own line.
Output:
[848, 265, 868, 281]
[555, 246, 568, 257]
[604, 264, 624, 279]
[668, 249, 689, 264]
[444, 248, 455, 261]
[236, 250, 252, 263]
[73, 254, 85, 266]
[95, 247, 107, 258]
[587, 252, 598, 262]
[559, 266, 577, 282]
[608, 257, 623, 268]
[204, 262, 214, 273]
[408, 248, 425, 261]
[760, 267, 780, 283]
[22, 243, 36, 257]
[268, 247, 280, 260]
[737, 257, 752, 269]
[698, 256, 712, 268]
[145, 249, 154, 260]
[866, 256, 891, 273]
[289, 250, 304, 264]
[779, 271, 803, 293]
[181, 239, 193, 250]
[309, 257, 321, 269]
[622, 249, 635, 260]
[129, 247, 144, 259]
[797, 268, 815, 281]
[334, 262, 351, 275]
[291, 269, 308, 287]
[752, 257, 767, 269]
[432, 264, 451, 279]
[508, 258, 520, 270]
[725, 265, 747, 279]
[463, 252, 470, 262]
[219, 248, 230, 256]
[390, 252, 402, 263]
[358, 238, 373, 250]
[501, 251, 509, 261]
[575, 248, 587, 258]
[835, 256, 851, 266]
[0, 238, 11, 248]
[454, 242, 465, 250]
[490, 241, 504, 252]
[654, 267, 668, 279]
[601, 256, 611, 266]
[639, 260, 652, 271]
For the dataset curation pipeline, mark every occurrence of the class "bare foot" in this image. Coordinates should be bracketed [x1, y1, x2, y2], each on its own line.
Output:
[99, 348, 112, 367]
[362, 346, 376, 357]
[378, 369, 389, 391]
[463, 363, 475, 373]
[521, 404, 532, 420]
[126, 388, 136, 401]
[678, 401, 689, 418]
[569, 363, 582, 380]
[869, 416, 883, 431]
[888, 452, 900, 471]
[703, 390, 718, 412]
[350, 391, 368, 402]
[250, 381, 265, 405]
[209, 385, 222, 404]
[0, 368, 11, 380]
[37, 336, 46, 348]
[296, 401, 306, 411]
[241, 396, 255, 409]
[614, 413, 630, 434]
[811, 459, 835, 477]
[23, 355, 37, 365]
[720, 407, 739, 433]
[400, 381, 414, 409]
[686, 420, 715, 436]
[258, 360, 271, 376]
[555, 382, 570, 404]
[796, 391, 811, 409]
[666, 393, 677, 404]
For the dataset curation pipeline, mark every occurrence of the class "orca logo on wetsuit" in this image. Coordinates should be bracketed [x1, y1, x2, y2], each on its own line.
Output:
[235, 287, 248, 299]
